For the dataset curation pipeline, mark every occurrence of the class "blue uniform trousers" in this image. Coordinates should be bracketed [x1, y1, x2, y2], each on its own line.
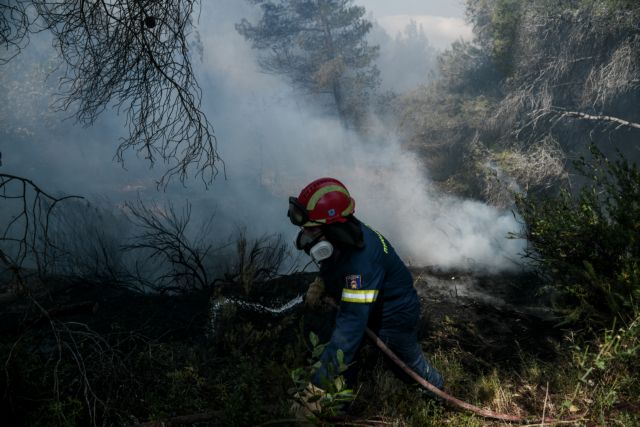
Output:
[376, 325, 444, 390]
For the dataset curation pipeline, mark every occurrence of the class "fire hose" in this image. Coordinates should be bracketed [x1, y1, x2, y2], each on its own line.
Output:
[210, 294, 585, 424]
[365, 325, 556, 423]
[327, 299, 586, 424]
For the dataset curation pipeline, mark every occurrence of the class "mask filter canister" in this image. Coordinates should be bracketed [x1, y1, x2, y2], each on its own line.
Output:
[295, 229, 334, 262]
[309, 240, 333, 262]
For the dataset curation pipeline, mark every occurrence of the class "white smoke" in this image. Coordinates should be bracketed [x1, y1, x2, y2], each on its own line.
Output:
[0, 0, 526, 273]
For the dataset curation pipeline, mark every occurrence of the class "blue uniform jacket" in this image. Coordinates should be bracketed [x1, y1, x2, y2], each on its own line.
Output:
[312, 222, 419, 386]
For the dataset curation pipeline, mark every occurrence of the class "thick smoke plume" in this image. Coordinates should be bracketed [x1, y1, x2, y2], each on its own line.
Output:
[1, 0, 525, 273]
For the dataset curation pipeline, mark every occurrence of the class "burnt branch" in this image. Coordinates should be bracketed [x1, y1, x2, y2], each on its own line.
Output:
[0, 2, 31, 64]
[0, 173, 82, 285]
[4, 1, 221, 186]
[123, 199, 218, 292]
[4, 296, 133, 426]
[214, 230, 289, 295]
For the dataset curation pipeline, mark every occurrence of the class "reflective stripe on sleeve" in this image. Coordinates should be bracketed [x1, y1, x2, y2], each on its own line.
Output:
[341, 289, 379, 303]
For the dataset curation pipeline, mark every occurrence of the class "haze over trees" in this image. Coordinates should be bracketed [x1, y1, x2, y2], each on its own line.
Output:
[236, 0, 380, 129]
[370, 20, 438, 94]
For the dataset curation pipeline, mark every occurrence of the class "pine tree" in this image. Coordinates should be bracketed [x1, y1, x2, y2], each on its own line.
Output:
[237, 0, 380, 128]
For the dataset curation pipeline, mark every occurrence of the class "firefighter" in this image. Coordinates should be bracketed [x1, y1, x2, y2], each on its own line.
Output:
[288, 177, 444, 416]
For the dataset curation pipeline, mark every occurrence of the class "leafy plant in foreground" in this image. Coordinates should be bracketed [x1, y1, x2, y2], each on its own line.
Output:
[289, 332, 354, 422]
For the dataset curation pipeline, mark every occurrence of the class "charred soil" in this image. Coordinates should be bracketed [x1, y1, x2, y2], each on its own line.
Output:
[0, 270, 572, 426]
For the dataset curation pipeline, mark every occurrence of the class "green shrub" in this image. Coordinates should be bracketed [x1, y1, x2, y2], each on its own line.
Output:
[516, 145, 640, 328]
[568, 312, 640, 421]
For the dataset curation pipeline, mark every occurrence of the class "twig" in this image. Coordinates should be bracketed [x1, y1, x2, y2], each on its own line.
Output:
[521, 420, 587, 427]
[542, 381, 549, 426]
[2, 301, 100, 336]
[20, 0, 222, 185]
[0, 173, 82, 279]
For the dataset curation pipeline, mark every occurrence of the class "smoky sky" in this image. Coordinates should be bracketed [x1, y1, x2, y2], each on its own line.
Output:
[0, 0, 525, 272]
[360, 0, 466, 17]
[360, 0, 472, 50]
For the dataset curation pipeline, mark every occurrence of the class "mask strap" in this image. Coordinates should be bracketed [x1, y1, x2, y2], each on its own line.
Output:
[295, 229, 322, 252]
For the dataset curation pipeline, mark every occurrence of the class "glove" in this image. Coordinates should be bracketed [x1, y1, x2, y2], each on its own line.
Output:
[305, 276, 325, 307]
[290, 383, 325, 421]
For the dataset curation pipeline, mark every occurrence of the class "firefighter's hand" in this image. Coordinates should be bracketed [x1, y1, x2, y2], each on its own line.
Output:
[290, 383, 325, 421]
[305, 276, 325, 307]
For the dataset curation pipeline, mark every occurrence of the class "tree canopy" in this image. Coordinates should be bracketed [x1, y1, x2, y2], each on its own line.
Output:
[236, 0, 380, 128]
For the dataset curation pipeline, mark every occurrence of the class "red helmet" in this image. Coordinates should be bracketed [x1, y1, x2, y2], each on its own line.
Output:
[288, 177, 355, 227]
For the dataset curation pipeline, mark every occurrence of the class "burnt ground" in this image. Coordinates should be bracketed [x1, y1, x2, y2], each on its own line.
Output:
[412, 267, 564, 369]
[210, 268, 566, 384]
[0, 268, 562, 364]
[0, 277, 212, 341]
[0, 269, 567, 425]
[295, 268, 564, 369]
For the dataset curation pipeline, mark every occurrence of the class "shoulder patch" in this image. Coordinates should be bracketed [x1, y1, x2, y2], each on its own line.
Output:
[345, 274, 362, 290]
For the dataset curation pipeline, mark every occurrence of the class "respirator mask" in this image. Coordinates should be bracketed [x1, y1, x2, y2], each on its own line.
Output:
[295, 229, 334, 263]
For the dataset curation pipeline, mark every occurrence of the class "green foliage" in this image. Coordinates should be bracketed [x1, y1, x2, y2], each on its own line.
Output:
[569, 313, 640, 420]
[437, 40, 501, 96]
[45, 398, 83, 427]
[488, 0, 523, 74]
[465, 0, 524, 76]
[4, 288, 639, 425]
[517, 145, 640, 327]
[398, 81, 498, 192]
[0, 307, 302, 427]
[406, 0, 640, 202]
[148, 363, 207, 418]
[289, 332, 354, 420]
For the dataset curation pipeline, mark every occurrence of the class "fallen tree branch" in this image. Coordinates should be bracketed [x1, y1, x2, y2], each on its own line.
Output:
[554, 109, 640, 130]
